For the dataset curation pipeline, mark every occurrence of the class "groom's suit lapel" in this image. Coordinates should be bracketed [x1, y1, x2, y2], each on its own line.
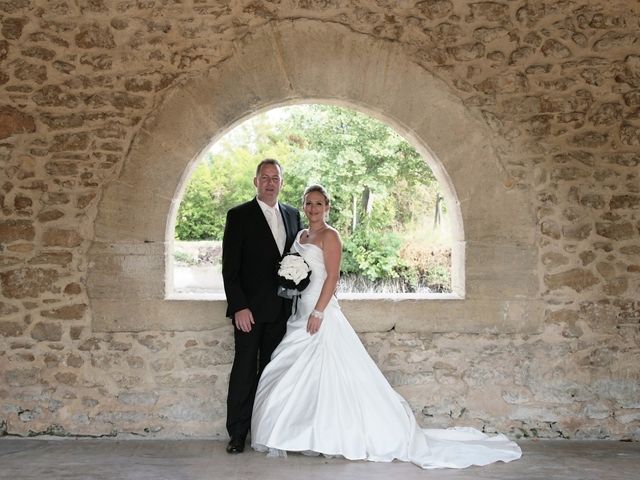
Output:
[279, 202, 295, 253]
[279, 203, 289, 234]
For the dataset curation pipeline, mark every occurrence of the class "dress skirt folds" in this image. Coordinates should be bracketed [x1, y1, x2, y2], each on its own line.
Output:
[251, 232, 522, 469]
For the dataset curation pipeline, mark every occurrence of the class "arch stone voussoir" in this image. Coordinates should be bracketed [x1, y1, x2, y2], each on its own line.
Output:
[88, 20, 541, 334]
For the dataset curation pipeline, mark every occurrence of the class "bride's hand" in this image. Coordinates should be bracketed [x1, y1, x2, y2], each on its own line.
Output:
[307, 311, 323, 335]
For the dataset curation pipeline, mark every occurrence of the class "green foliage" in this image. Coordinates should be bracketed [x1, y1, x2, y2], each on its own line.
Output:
[425, 264, 451, 291]
[342, 228, 403, 281]
[173, 250, 197, 265]
[174, 104, 451, 292]
[279, 105, 434, 235]
[175, 163, 219, 240]
[175, 110, 304, 240]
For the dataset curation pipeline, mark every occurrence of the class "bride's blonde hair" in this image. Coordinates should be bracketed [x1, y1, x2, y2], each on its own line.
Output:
[303, 184, 331, 205]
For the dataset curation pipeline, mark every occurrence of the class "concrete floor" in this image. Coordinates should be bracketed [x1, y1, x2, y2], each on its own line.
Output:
[0, 438, 638, 480]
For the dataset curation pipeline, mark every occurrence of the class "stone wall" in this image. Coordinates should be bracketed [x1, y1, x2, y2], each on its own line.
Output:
[1, 1, 639, 440]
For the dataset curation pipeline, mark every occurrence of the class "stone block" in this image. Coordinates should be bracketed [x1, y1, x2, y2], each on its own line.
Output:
[542, 252, 570, 268]
[0, 301, 19, 316]
[342, 298, 544, 334]
[28, 251, 73, 266]
[595, 222, 636, 240]
[469, 2, 510, 22]
[544, 268, 600, 293]
[621, 123, 640, 146]
[465, 241, 538, 299]
[461, 188, 535, 244]
[64, 282, 82, 295]
[43, 228, 83, 247]
[30, 322, 62, 341]
[0, 267, 59, 298]
[0, 321, 24, 337]
[117, 392, 158, 407]
[41, 304, 87, 320]
[94, 182, 171, 242]
[610, 195, 640, 210]
[55, 372, 78, 385]
[180, 347, 233, 369]
[5, 368, 40, 387]
[0, 219, 34, 242]
[541, 39, 572, 58]
[0, 105, 35, 139]
[603, 277, 629, 296]
[87, 247, 164, 299]
[66, 354, 84, 368]
[50, 132, 90, 152]
[75, 23, 115, 49]
[37, 209, 65, 222]
[92, 299, 228, 332]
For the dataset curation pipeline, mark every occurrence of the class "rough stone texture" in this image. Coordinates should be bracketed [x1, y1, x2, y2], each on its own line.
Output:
[544, 268, 600, 293]
[0, 321, 24, 337]
[0, 105, 35, 139]
[41, 304, 87, 320]
[29, 322, 62, 342]
[42, 228, 83, 248]
[0, 1, 639, 442]
[0, 219, 34, 242]
[0, 267, 59, 298]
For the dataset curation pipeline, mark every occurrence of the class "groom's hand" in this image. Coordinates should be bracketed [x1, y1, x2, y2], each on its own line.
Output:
[234, 309, 255, 332]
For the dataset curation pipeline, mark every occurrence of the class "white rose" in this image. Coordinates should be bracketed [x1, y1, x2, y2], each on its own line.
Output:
[278, 255, 310, 284]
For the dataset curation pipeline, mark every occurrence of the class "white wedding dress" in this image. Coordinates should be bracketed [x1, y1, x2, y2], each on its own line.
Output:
[251, 232, 522, 469]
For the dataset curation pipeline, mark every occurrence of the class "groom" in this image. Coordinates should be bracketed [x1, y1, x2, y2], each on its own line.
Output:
[222, 158, 302, 454]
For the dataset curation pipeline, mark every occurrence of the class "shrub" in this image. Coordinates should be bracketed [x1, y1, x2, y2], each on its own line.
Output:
[173, 250, 197, 266]
[342, 228, 403, 281]
[399, 241, 451, 292]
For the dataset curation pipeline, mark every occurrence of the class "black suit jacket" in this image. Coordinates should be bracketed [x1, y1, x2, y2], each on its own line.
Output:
[222, 198, 303, 323]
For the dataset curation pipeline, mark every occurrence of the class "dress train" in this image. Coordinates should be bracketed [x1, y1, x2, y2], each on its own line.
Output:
[251, 233, 521, 469]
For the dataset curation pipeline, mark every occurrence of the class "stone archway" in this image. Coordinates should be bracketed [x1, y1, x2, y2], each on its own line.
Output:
[88, 20, 541, 334]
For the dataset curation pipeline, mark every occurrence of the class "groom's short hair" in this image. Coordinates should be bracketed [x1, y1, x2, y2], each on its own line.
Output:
[256, 158, 283, 176]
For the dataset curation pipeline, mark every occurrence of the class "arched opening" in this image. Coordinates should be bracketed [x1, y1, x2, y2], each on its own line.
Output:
[166, 102, 464, 301]
[88, 20, 540, 334]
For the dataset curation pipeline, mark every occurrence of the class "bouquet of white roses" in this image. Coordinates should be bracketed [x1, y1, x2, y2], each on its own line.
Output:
[277, 252, 312, 299]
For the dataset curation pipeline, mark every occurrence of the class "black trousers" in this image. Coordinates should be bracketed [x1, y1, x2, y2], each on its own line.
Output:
[226, 318, 287, 440]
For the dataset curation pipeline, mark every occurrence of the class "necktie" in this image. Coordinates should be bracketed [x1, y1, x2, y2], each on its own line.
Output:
[265, 207, 285, 255]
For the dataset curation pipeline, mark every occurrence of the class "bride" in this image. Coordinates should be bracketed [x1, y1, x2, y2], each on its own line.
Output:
[251, 185, 522, 469]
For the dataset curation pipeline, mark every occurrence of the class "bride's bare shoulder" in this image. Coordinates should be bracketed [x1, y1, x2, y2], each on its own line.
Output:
[321, 226, 341, 246]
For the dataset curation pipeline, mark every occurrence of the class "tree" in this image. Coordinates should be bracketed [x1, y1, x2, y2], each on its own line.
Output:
[174, 163, 218, 240]
[174, 104, 450, 291]
[175, 113, 296, 240]
[278, 105, 439, 282]
[281, 105, 434, 234]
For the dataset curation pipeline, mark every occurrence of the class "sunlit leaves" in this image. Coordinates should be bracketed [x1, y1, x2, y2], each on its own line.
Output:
[174, 104, 449, 290]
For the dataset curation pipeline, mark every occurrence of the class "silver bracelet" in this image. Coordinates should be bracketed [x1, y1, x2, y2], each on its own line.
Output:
[310, 309, 324, 319]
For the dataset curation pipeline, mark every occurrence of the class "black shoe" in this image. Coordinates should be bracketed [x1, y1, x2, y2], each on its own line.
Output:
[226, 437, 245, 454]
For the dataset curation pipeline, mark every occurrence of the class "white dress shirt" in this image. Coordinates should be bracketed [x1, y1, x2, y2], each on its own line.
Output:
[257, 198, 286, 255]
